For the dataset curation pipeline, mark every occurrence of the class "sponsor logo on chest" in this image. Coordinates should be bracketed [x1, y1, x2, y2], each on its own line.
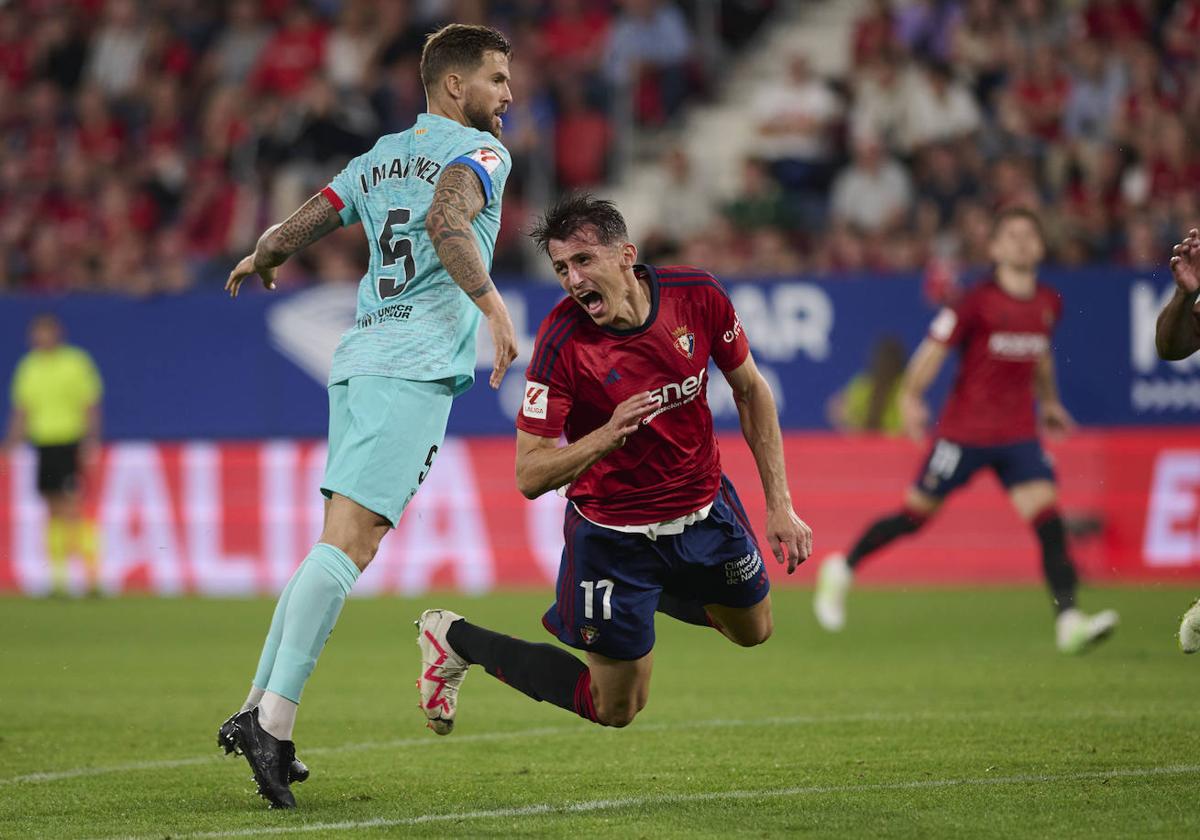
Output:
[987, 332, 1049, 359]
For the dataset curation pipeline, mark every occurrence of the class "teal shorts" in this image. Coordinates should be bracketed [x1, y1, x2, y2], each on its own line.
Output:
[321, 375, 455, 527]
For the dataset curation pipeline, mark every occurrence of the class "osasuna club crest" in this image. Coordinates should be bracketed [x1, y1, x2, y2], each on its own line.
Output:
[672, 325, 695, 359]
[580, 625, 600, 645]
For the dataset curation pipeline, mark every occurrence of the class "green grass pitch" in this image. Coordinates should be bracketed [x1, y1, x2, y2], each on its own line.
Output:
[2, 587, 1198, 838]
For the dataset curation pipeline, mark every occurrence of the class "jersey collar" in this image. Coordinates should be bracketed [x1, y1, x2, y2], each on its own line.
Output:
[601, 264, 660, 337]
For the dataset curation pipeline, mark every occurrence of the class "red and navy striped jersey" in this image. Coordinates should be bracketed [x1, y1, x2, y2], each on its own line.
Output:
[517, 265, 750, 525]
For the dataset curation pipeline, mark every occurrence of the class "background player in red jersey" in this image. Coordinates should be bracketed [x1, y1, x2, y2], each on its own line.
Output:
[414, 195, 811, 731]
[1155, 226, 1200, 652]
[813, 208, 1118, 654]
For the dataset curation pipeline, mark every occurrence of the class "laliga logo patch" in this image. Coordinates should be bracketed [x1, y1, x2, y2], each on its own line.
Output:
[580, 625, 600, 645]
[470, 147, 502, 174]
[672, 325, 695, 359]
[523, 381, 549, 419]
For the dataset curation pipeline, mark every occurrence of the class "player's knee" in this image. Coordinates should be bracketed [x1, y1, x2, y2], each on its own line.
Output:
[595, 695, 642, 728]
[729, 618, 773, 647]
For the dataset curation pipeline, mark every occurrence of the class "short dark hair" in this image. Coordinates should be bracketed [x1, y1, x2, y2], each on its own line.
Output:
[529, 193, 629, 254]
[420, 24, 511, 90]
[991, 206, 1044, 239]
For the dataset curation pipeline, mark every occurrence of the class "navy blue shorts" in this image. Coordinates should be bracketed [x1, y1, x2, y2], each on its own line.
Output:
[542, 475, 770, 661]
[914, 438, 1056, 499]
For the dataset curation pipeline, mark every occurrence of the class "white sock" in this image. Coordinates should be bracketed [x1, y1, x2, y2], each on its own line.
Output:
[258, 690, 298, 741]
[240, 685, 265, 713]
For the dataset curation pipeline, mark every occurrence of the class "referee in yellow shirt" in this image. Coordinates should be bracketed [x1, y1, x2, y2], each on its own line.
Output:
[4, 314, 103, 596]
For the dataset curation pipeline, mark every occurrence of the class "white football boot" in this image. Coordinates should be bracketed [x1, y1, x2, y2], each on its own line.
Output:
[1055, 607, 1119, 654]
[813, 553, 852, 632]
[416, 609, 470, 735]
[1179, 599, 1200, 654]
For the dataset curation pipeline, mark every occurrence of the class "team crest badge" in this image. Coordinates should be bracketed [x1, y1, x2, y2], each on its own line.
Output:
[580, 625, 600, 645]
[672, 325, 695, 359]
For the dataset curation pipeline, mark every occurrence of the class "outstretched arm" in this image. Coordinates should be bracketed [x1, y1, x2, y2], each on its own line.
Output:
[724, 354, 812, 573]
[226, 192, 342, 298]
[1156, 228, 1200, 361]
[426, 164, 517, 388]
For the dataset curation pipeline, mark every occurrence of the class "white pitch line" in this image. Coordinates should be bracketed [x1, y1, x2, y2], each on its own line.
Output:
[100, 764, 1200, 840]
[0, 707, 1155, 787]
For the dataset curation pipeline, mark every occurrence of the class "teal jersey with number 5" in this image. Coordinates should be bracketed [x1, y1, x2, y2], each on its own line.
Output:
[320, 113, 511, 393]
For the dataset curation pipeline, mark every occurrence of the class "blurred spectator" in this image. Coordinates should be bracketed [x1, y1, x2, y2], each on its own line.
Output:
[850, 52, 912, 152]
[645, 149, 715, 244]
[543, 0, 611, 77]
[249, 5, 327, 99]
[852, 0, 896, 67]
[901, 60, 981, 151]
[553, 77, 611, 189]
[826, 335, 907, 435]
[1063, 38, 1125, 142]
[830, 132, 913, 233]
[605, 0, 692, 124]
[85, 0, 147, 98]
[204, 0, 269, 87]
[751, 55, 841, 193]
[721, 158, 795, 233]
[894, 0, 962, 63]
[915, 143, 976, 229]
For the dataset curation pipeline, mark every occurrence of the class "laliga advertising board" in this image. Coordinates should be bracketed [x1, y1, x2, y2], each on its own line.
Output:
[1, 431, 1199, 596]
[0, 270, 1198, 594]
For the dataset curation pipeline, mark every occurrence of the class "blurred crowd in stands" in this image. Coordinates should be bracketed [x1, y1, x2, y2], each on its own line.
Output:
[1, 0, 1195, 295]
[1, 0, 770, 294]
[643, 0, 1200, 282]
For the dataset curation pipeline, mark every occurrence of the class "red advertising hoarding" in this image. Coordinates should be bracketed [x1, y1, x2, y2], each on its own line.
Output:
[2, 430, 1198, 595]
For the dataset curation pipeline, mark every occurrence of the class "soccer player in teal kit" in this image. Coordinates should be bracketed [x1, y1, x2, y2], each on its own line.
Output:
[216, 24, 516, 808]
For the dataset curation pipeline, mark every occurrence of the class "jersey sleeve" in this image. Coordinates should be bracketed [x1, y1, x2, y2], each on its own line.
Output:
[320, 154, 364, 227]
[928, 291, 977, 348]
[707, 283, 750, 372]
[447, 143, 511, 207]
[9, 357, 30, 410]
[516, 311, 576, 438]
[76, 349, 102, 405]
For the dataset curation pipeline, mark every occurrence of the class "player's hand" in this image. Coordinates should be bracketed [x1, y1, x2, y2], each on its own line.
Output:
[1040, 400, 1076, 437]
[766, 506, 812, 574]
[1170, 228, 1200, 295]
[600, 392, 657, 451]
[80, 437, 101, 470]
[225, 252, 277, 299]
[900, 391, 929, 442]
[486, 308, 519, 389]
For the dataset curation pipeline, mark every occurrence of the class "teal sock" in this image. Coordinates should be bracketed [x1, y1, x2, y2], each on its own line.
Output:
[262, 543, 360, 703]
[251, 558, 306, 690]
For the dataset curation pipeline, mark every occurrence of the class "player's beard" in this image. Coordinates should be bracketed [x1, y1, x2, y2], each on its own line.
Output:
[464, 96, 502, 138]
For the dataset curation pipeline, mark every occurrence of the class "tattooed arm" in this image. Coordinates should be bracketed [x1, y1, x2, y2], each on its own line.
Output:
[225, 192, 342, 298]
[426, 163, 518, 388]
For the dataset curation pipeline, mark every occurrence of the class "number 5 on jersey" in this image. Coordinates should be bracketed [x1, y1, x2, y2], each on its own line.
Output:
[378, 206, 415, 299]
[580, 579, 614, 620]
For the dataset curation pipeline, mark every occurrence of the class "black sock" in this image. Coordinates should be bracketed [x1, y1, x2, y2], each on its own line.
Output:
[1034, 509, 1077, 613]
[656, 592, 713, 627]
[446, 620, 598, 722]
[846, 510, 928, 570]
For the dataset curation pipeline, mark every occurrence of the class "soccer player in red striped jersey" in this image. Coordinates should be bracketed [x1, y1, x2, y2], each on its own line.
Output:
[415, 194, 811, 732]
[1156, 226, 1200, 652]
[813, 208, 1118, 654]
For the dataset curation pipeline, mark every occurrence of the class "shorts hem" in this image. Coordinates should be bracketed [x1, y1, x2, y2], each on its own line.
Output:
[320, 484, 399, 528]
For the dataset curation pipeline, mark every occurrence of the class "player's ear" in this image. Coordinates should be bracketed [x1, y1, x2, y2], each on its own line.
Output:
[443, 71, 465, 102]
[620, 241, 637, 268]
